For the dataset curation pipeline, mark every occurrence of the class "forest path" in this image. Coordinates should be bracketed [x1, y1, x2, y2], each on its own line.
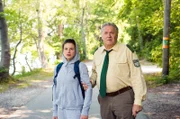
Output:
[1, 60, 179, 119]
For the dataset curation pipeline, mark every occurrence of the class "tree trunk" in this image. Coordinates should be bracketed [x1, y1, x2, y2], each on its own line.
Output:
[37, 1, 47, 68]
[25, 54, 32, 72]
[0, 0, 10, 79]
[58, 24, 64, 39]
[80, 7, 86, 59]
[11, 8, 23, 76]
[162, 0, 171, 76]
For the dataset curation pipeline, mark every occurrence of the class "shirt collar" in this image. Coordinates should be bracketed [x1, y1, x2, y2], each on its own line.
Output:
[100, 42, 119, 53]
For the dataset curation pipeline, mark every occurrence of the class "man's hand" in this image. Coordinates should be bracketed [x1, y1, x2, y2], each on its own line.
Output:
[52, 116, 58, 119]
[80, 115, 88, 119]
[132, 104, 142, 117]
[82, 82, 88, 90]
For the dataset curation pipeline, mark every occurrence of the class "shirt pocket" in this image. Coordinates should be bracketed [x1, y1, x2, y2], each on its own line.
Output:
[112, 59, 130, 77]
[95, 59, 103, 72]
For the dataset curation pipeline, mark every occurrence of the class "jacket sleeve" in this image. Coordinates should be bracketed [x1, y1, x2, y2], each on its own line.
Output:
[79, 63, 92, 116]
[126, 48, 147, 106]
[52, 67, 58, 117]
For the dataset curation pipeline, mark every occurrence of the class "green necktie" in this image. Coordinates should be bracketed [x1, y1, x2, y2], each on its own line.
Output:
[100, 49, 112, 98]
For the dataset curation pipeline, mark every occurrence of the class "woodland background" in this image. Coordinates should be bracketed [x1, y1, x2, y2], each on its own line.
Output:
[0, 0, 180, 82]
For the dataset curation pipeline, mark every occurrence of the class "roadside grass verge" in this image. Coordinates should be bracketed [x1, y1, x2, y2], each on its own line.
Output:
[0, 68, 53, 93]
[144, 72, 180, 88]
[144, 73, 165, 88]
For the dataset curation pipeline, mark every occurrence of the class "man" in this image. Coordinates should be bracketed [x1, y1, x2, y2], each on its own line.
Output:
[89, 22, 147, 119]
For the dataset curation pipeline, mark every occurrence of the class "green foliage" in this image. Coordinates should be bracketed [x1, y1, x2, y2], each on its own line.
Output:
[168, 68, 180, 81]
[3, 0, 180, 82]
[0, 76, 16, 92]
[117, 0, 180, 82]
[14, 68, 42, 78]
[54, 59, 62, 65]
[144, 69, 180, 88]
[0, 67, 8, 73]
[0, 68, 53, 92]
[151, 45, 162, 66]
[144, 73, 163, 88]
[0, 67, 9, 83]
[0, 83, 8, 93]
[144, 72, 180, 88]
[21, 66, 26, 75]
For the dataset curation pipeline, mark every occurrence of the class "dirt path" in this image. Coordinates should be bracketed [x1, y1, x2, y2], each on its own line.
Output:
[0, 79, 52, 119]
[0, 60, 180, 119]
[143, 82, 180, 119]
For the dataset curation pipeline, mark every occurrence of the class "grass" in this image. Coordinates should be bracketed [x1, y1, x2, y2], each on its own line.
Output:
[0, 83, 8, 92]
[0, 68, 53, 93]
[144, 73, 165, 88]
[144, 72, 180, 88]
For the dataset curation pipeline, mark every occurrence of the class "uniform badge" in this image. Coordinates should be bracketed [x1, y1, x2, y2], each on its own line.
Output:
[133, 59, 140, 67]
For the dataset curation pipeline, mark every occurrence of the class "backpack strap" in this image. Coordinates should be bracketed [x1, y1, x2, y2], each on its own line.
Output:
[73, 60, 85, 99]
[53, 62, 64, 86]
[52, 62, 63, 101]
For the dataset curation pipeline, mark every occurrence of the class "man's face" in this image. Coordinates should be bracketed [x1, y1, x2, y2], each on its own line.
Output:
[101, 25, 118, 49]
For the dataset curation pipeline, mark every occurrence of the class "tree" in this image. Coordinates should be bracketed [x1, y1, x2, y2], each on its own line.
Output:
[11, 8, 23, 75]
[162, 0, 171, 76]
[80, 1, 86, 59]
[36, 0, 47, 68]
[0, 0, 10, 80]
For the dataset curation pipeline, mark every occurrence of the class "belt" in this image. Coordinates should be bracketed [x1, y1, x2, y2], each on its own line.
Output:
[106, 86, 132, 97]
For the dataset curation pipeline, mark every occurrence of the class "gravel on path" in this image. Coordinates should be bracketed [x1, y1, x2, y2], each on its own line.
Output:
[0, 79, 52, 119]
[0, 60, 180, 119]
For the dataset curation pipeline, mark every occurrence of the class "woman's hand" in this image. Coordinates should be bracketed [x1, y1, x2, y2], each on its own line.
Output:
[80, 115, 88, 119]
[82, 82, 88, 90]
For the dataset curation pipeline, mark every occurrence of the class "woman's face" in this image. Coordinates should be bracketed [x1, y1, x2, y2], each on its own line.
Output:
[63, 43, 76, 61]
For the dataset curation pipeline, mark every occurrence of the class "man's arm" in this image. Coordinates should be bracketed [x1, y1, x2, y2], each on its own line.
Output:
[90, 61, 97, 88]
[127, 49, 147, 105]
[126, 47, 147, 116]
[82, 60, 97, 90]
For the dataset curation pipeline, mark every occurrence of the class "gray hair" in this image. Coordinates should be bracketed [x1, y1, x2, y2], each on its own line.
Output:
[101, 22, 119, 34]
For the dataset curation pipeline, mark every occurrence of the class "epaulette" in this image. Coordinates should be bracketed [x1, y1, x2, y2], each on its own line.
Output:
[126, 44, 134, 53]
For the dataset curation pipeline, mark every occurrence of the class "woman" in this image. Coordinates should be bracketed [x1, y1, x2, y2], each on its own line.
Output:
[52, 39, 92, 119]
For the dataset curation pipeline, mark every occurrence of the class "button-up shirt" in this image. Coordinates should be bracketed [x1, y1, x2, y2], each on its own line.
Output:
[90, 42, 147, 105]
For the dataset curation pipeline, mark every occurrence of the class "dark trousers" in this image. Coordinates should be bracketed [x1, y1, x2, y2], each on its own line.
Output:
[98, 89, 135, 119]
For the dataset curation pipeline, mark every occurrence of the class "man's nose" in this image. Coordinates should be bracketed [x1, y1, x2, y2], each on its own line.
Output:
[107, 33, 111, 37]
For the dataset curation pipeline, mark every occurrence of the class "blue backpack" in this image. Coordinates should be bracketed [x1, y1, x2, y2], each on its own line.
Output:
[53, 60, 85, 99]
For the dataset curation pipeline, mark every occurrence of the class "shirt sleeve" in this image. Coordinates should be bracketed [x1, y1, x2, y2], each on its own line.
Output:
[127, 48, 147, 106]
[90, 59, 97, 88]
[79, 63, 92, 116]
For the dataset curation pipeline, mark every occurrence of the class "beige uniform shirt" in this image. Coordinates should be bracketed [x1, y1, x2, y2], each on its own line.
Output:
[90, 43, 147, 105]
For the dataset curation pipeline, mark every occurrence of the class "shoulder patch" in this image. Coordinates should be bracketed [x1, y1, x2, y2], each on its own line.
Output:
[126, 44, 134, 53]
[133, 59, 140, 67]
